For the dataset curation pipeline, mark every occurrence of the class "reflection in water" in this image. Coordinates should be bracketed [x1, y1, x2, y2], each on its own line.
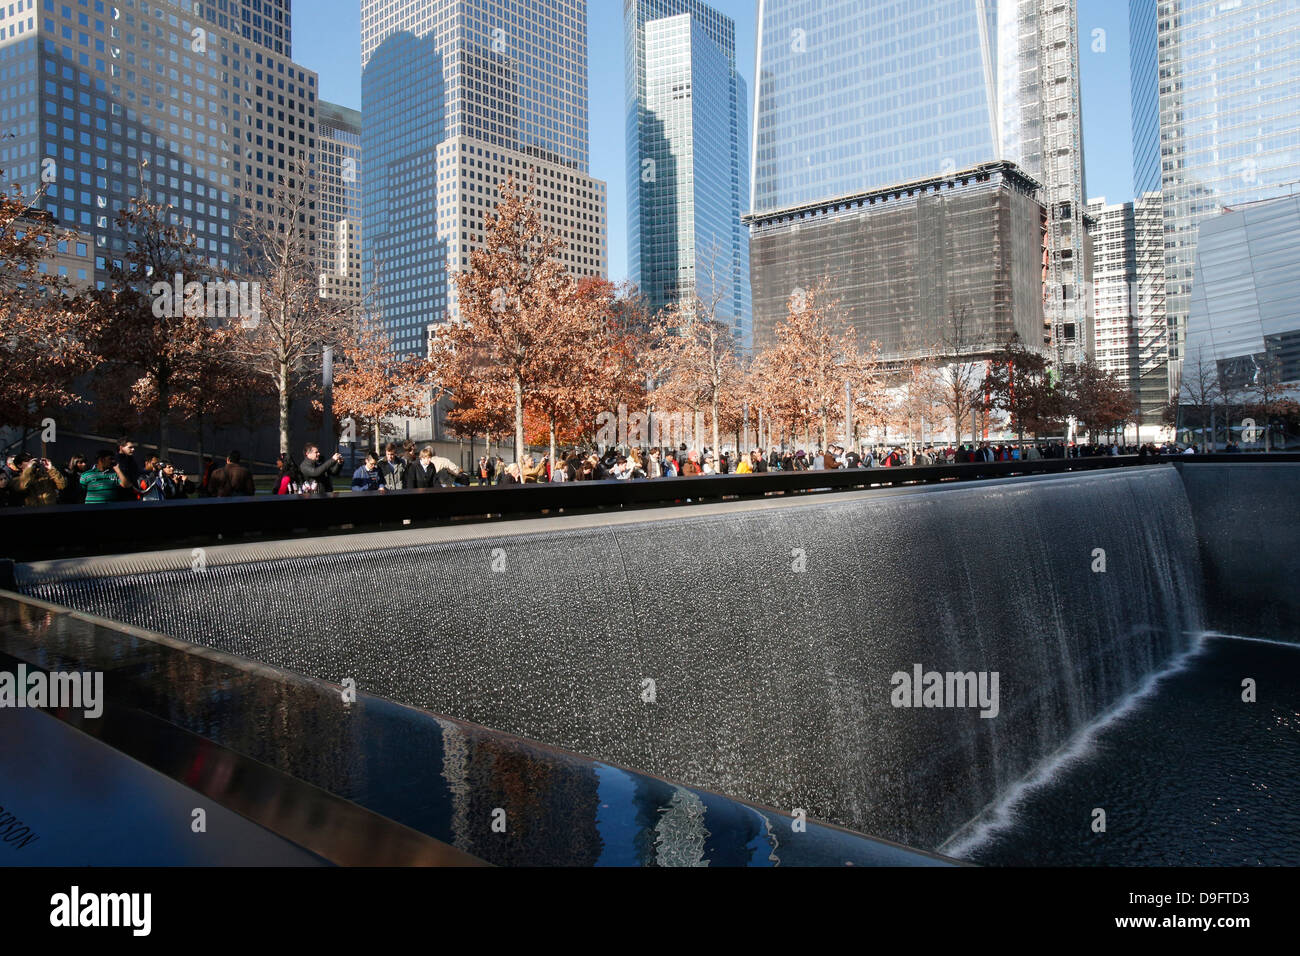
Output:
[0, 595, 943, 866]
[654, 788, 710, 867]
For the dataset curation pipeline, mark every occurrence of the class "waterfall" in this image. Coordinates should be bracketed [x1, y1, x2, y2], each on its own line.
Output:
[21, 466, 1205, 849]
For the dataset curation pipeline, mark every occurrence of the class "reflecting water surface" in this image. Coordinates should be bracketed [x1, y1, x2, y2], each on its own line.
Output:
[0, 596, 943, 866]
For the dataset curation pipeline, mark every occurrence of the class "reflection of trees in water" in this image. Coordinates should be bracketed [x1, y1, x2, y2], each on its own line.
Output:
[3, 596, 782, 866]
[438, 718, 602, 865]
[653, 788, 710, 867]
[1, 598, 364, 794]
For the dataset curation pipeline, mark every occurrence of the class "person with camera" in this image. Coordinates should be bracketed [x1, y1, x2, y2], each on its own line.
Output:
[59, 455, 89, 504]
[136, 453, 169, 501]
[115, 438, 141, 500]
[16, 454, 67, 507]
[159, 461, 196, 499]
[80, 449, 131, 504]
[299, 443, 344, 496]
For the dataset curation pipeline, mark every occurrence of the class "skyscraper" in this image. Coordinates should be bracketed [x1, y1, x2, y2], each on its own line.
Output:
[1185, 196, 1300, 397]
[1131, 190, 1168, 425]
[625, 0, 750, 347]
[361, 0, 607, 356]
[1127, 0, 1169, 424]
[748, 0, 1091, 363]
[1131, 0, 1300, 397]
[1086, 198, 1140, 398]
[196, 0, 293, 55]
[0, 0, 319, 287]
[318, 102, 363, 305]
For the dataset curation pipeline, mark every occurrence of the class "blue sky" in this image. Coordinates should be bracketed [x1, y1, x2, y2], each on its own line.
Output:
[296, 0, 1134, 282]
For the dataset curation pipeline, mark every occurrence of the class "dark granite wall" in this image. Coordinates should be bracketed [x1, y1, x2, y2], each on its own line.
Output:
[1173, 462, 1300, 642]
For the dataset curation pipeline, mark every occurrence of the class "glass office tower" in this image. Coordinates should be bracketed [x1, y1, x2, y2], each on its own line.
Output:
[749, 0, 1088, 362]
[196, 0, 292, 55]
[362, 0, 606, 356]
[0, 0, 318, 287]
[1131, 0, 1300, 396]
[626, 0, 751, 348]
[751, 0, 1002, 213]
[1127, 0, 1170, 422]
[318, 102, 364, 305]
[1185, 195, 1300, 394]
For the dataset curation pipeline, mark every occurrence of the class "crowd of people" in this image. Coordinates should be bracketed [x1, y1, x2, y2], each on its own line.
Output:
[0, 437, 475, 507]
[466, 439, 1200, 483]
[0, 435, 1209, 507]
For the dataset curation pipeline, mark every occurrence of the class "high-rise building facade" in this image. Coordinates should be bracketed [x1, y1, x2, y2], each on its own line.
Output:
[0, 0, 319, 287]
[196, 0, 292, 55]
[1086, 198, 1139, 392]
[625, 0, 750, 347]
[1131, 0, 1300, 397]
[361, 0, 607, 356]
[748, 163, 1046, 363]
[1128, 0, 1169, 421]
[1131, 190, 1168, 424]
[433, 133, 606, 320]
[748, 0, 1091, 362]
[1185, 195, 1300, 393]
[318, 101, 363, 305]
[1016, 0, 1092, 365]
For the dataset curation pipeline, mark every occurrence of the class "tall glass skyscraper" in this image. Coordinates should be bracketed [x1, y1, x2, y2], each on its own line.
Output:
[626, 0, 750, 348]
[196, 0, 292, 55]
[1129, 0, 1161, 198]
[318, 102, 363, 305]
[1127, 0, 1169, 423]
[362, 0, 607, 356]
[749, 0, 1090, 363]
[1130, 0, 1300, 396]
[0, 0, 318, 286]
[752, 1, 1002, 213]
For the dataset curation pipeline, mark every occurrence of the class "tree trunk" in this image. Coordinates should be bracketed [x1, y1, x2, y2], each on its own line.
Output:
[278, 358, 291, 456]
[157, 377, 171, 460]
[513, 375, 524, 464]
[195, 409, 205, 474]
[711, 396, 720, 459]
[548, 417, 556, 468]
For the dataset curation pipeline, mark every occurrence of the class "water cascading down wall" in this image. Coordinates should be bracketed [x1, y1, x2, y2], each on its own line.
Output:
[20, 467, 1207, 850]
